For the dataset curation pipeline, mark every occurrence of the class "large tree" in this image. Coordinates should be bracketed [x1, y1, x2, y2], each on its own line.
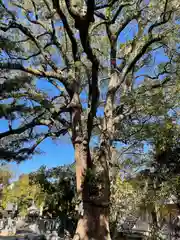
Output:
[0, 0, 179, 239]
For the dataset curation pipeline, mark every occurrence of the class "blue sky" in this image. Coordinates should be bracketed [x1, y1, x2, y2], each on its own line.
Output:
[12, 138, 75, 177]
[0, 118, 74, 176]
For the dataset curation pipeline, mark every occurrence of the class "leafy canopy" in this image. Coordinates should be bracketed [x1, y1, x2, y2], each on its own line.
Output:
[0, 0, 179, 161]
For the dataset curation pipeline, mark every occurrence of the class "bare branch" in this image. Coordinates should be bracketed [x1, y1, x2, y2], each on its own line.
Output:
[94, 11, 107, 20]
[0, 148, 28, 162]
[10, 51, 41, 61]
[0, 112, 45, 139]
[95, 0, 119, 10]
[31, 0, 38, 20]
[52, 0, 79, 62]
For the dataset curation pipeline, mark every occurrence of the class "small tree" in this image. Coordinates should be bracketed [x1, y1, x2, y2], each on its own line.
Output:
[0, 0, 179, 238]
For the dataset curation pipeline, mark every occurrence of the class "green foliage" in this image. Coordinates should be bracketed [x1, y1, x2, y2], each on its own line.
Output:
[0, 0, 178, 163]
[0, 165, 12, 186]
[0, 36, 21, 53]
[2, 174, 44, 216]
[30, 165, 76, 218]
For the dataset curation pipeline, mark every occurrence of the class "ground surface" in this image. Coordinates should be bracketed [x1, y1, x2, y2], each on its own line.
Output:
[0, 228, 43, 240]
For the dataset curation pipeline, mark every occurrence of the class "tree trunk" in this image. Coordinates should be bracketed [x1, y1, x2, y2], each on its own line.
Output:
[73, 203, 111, 240]
[150, 205, 160, 240]
[73, 142, 111, 240]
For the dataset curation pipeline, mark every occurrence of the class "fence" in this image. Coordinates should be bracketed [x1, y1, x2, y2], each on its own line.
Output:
[25, 215, 75, 239]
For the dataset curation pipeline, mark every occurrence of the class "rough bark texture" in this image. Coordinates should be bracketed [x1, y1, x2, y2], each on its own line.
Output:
[74, 142, 88, 193]
[73, 139, 111, 240]
[73, 204, 111, 240]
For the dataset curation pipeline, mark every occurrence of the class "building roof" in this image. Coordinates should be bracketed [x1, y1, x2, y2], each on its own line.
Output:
[5, 203, 14, 211]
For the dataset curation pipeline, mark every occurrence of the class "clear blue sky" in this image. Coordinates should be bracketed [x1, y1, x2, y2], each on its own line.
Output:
[12, 138, 75, 177]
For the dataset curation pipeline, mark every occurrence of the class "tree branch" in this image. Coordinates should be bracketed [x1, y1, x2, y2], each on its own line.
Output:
[0, 61, 68, 86]
[121, 36, 162, 82]
[65, 0, 99, 141]
[95, 0, 119, 10]
[26, 129, 68, 155]
[135, 57, 173, 81]
[0, 104, 41, 119]
[148, 0, 172, 37]
[111, 2, 136, 24]
[0, 21, 59, 72]
[0, 2, 16, 21]
[0, 112, 45, 139]
[10, 51, 41, 61]
[150, 76, 172, 89]
[52, 0, 79, 62]
[0, 129, 67, 161]
[116, 11, 141, 40]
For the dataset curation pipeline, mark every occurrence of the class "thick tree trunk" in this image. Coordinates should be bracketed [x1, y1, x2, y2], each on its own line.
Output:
[73, 142, 111, 240]
[73, 204, 111, 240]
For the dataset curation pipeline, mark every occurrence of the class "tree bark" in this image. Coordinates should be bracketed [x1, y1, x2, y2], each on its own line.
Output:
[73, 142, 111, 240]
[74, 141, 88, 193]
[73, 203, 111, 240]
